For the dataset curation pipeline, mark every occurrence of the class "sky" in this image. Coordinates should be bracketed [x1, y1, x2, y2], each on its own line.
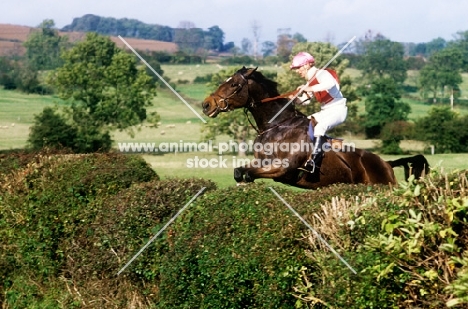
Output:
[1, 0, 468, 47]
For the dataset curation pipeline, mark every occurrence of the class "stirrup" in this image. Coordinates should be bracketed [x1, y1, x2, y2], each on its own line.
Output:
[298, 160, 316, 174]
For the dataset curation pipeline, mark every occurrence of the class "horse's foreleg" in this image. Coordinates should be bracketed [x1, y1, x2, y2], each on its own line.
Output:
[234, 166, 247, 183]
[234, 164, 289, 184]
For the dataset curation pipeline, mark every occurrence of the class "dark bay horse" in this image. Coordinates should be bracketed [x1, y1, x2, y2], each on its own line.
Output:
[202, 67, 429, 189]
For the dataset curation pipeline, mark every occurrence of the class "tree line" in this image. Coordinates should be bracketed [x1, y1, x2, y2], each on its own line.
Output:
[61, 14, 233, 53]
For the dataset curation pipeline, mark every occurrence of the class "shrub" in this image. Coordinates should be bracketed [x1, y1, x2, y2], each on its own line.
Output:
[28, 107, 78, 151]
[293, 170, 468, 308]
[156, 183, 373, 308]
[0, 153, 158, 298]
[415, 107, 468, 153]
[193, 73, 213, 84]
[0, 150, 219, 307]
[58, 177, 217, 307]
[1, 150, 468, 308]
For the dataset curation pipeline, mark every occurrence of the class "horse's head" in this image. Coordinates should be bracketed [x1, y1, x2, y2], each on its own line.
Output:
[202, 67, 267, 118]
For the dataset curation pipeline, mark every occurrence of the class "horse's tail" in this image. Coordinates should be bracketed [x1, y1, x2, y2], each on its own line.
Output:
[387, 154, 430, 180]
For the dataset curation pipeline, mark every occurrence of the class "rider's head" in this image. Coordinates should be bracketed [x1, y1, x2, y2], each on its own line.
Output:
[290, 52, 315, 70]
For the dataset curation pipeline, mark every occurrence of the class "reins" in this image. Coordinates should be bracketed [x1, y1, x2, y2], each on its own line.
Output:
[260, 89, 300, 103]
[217, 69, 306, 135]
[244, 106, 307, 136]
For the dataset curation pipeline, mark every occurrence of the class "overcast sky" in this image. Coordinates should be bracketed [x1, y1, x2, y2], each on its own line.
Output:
[1, 0, 467, 46]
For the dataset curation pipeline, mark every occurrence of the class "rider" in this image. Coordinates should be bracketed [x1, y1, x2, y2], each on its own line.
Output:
[290, 51, 348, 174]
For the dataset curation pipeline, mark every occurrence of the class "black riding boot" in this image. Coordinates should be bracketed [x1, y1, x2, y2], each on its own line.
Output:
[299, 136, 326, 174]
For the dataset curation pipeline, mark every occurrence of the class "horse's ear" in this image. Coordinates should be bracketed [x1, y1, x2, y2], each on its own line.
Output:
[244, 67, 258, 78]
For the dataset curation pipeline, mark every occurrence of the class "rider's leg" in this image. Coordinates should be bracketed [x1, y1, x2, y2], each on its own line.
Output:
[308, 121, 314, 141]
[300, 135, 326, 173]
[300, 103, 347, 174]
[300, 117, 324, 173]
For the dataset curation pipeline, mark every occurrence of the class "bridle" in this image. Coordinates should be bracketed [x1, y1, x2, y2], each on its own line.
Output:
[209, 69, 306, 135]
[212, 72, 251, 113]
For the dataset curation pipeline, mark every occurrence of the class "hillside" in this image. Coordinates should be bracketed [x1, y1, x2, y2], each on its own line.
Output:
[0, 23, 178, 57]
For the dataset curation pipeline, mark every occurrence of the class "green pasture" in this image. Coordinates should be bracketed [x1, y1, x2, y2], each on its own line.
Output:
[0, 89, 67, 149]
[161, 63, 284, 83]
[1, 64, 468, 188]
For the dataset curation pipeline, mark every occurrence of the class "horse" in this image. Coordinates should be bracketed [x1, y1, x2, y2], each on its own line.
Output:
[202, 67, 429, 189]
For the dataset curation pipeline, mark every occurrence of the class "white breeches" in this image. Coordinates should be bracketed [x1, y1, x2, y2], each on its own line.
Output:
[310, 98, 347, 137]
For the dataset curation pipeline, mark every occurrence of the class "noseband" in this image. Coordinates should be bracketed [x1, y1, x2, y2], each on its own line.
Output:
[213, 72, 250, 112]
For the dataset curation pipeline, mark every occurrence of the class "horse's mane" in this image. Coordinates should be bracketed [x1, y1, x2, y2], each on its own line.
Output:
[237, 67, 280, 97]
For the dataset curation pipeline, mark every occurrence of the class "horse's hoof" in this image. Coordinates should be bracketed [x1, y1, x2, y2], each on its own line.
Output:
[236, 182, 248, 186]
[234, 168, 244, 183]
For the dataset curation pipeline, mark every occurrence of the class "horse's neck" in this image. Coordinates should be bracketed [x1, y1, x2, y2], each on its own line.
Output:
[248, 100, 297, 131]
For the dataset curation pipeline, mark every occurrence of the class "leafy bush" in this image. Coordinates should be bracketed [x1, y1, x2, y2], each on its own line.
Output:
[0, 150, 219, 308]
[157, 183, 374, 308]
[0, 59, 52, 94]
[28, 107, 78, 151]
[379, 120, 414, 154]
[0, 152, 158, 304]
[293, 170, 468, 308]
[220, 55, 257, 65]
[415, 106, 468, 153]
[1, 150, 468, 308]
[157, 184, 306, 308]
[27, 107, 116, 153]
[193, 73, 213, 84]
[58, 177, 216, 307]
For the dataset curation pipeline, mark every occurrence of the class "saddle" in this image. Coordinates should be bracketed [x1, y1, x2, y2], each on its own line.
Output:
[326, 136, 344, 150]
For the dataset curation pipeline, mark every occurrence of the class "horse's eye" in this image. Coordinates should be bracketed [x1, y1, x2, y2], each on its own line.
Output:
[231, 83, 238, 87]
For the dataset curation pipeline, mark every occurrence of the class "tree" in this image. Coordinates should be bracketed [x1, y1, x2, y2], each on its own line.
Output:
[23, 19, 68, 70]
[261, 41, 276, 57]
[51, 32, 158, 152]
[419, 47, 463, 102]
[292, 33, 307, 43]
[62, 14, 174, 42]
[174, 26, 205, 55]
[352, 30, 387, 55]
[0, 57, 16, 89]
[380, 121, 413, 154]
[363, 77, 410, 139]
[241, 38, 252, 55]
[204, 26, 225, 52]
[250, 20, 261, 60]
[276, 29, 295, 62]
[414, 107, 468, 153]
[425, 37, 447, 56]
[448, 30, 468, 72]
[357, 38, 407, 84]
[0, 57, 50, 93]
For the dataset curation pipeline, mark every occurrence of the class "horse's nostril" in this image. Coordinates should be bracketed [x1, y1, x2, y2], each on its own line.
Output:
[202, 101, 209, 110]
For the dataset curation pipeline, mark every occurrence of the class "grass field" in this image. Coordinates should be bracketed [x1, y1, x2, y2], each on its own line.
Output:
[1, 64, 468, 188]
